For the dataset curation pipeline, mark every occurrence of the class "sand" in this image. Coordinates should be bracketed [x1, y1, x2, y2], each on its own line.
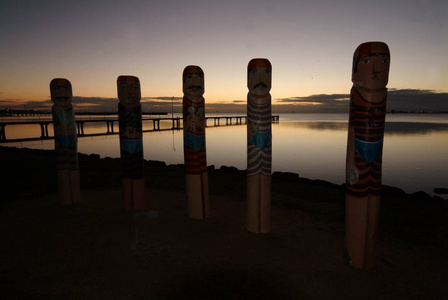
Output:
[0, 146, 447, 299]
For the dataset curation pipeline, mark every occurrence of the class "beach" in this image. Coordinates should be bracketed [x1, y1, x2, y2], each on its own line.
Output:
[1, 145, 447, 299]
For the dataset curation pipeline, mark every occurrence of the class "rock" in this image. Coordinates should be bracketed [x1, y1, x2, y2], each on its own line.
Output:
[312, 179, 338, 187]
[145, 160, 166, 167]
[219, 165, 239, 173]
[409, 191, 432, 202]
[434, 188, 448, 195]
[382, 185, 406, 198]
[88, 153, 101, 160]
[272, 171, 299, 182]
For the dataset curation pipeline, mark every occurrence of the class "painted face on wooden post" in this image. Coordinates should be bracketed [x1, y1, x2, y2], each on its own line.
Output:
[352, 42, 390, 90]
[50, 78, 73, 111]
[248, 58, 272, 101]
[183, 66, 204, 102]
[117, 76, 141, 107]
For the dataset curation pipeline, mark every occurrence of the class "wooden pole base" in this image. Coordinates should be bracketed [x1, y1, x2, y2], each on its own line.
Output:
[246, 174, 271, 233]
[186, 173, 210, 219]
[345, 195, 380, 269]
[70, 169, 81, 203]
[122, 177, 146, 211]
[57, 169, 81, 205]
[122, 178, 133, 211]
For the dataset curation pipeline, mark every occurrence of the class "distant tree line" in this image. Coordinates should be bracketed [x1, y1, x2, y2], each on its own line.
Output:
[1, 107, 446, 117]
[0, 108, 168, 116]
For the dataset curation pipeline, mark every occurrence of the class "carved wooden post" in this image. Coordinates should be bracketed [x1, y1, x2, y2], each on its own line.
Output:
[50, 78, 81, 205]
[246, 58, 272, 233]
[182, 65, 210, 219]
[345, 42, 390, 269]
[117, 75, 145, 211]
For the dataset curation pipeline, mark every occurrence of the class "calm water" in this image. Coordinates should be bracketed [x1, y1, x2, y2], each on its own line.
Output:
[3, 113, 448, 196]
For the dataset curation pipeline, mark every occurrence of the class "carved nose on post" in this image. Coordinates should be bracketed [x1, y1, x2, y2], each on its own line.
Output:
[371, 60, 381, 74]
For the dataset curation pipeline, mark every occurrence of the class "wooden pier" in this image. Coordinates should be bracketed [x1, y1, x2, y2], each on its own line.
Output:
[0, 115, 279, 143]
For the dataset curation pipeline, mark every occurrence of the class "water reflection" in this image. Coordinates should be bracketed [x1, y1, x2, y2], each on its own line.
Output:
[3, 124, 53, 140]
[3, 114, 447, 195]
[385, 122, 448, 135]
[281, 120, 448, 135]
[273, 121, 448, 195]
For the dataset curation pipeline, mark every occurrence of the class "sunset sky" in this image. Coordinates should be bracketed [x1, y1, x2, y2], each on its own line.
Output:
[1, 0, 447, 113]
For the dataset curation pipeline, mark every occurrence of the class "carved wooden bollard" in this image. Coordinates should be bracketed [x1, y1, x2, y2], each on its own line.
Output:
[117, 75, 145, 211]
[345, 42, 390, 269]
[246, 58, 272, 233]
[182, 65, 210, 219]
[50, 78, 81, 205]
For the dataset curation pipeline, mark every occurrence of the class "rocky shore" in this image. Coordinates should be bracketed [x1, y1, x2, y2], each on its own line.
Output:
[1, 145, 447, 298]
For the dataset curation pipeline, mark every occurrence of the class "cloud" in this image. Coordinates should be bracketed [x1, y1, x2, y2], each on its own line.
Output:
[16, 100, 51, 109]
[273, 89, 448, 113]
[4, 89, 447, 113]
[3, 97, 120, 111]
[387, 89, 448, 112]
[0, 99, 24, 105]
[141, 96, 183, 102]
[72, 97, 118, 112]
[275, 93, 350, 113]
[140, 97, 249, 113]
[277, 94, 350, 104]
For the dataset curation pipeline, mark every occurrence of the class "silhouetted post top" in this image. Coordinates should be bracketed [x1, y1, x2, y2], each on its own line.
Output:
[117, 75, 141, 107]
[247, 58, 272, 105]
[183, 65, 204, 103]
[247, 58, 272, 69]
[50, 78, 73, 110]
[352, 41, 390, 91]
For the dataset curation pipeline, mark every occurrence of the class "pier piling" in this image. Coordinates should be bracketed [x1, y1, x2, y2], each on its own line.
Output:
[0, 115, 278, 143]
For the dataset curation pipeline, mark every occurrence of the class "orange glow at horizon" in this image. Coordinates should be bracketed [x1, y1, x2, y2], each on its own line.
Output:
[1, 1, 447, 113]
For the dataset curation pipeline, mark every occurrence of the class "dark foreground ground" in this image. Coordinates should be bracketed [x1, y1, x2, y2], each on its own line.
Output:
[0, 146, 447, 299]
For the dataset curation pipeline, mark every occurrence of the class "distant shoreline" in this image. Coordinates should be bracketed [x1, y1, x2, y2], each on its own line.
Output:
[1, 110, 448, 117]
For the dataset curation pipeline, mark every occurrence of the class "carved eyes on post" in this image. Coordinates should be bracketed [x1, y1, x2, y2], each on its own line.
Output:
[362, 58, 388, 65]
[250, 69, 271, 75]
[185, 74, 203, 80]
[119, 83, 139, 89]
[52, 86, 71, 92]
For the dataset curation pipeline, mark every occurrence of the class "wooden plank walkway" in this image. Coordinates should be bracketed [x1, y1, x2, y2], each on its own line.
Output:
[0, 115, 279, 143]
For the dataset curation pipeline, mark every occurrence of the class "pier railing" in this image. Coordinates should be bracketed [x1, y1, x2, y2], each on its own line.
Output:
[0, 115, 279, 143]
